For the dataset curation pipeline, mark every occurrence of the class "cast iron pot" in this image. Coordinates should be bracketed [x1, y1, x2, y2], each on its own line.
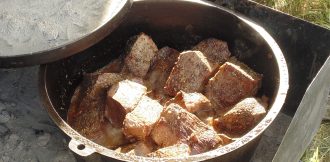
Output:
[39, 0, 289, 161]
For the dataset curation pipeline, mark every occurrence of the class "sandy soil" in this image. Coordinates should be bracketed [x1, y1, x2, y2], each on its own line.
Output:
[0, 67, 75, 162]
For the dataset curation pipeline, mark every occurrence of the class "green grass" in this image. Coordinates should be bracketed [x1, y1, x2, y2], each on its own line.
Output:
[255, 0, 330, 29]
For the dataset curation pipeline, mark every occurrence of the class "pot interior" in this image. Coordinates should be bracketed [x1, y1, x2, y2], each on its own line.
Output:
[41, 0, 284, 161]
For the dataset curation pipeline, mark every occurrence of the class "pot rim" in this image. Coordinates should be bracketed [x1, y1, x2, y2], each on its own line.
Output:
[39, 0, 289, 161]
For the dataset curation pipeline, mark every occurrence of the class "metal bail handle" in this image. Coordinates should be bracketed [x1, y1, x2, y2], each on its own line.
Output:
[68, 139, 95, 157]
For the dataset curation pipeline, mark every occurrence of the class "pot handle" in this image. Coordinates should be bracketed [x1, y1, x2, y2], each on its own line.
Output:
[68, 139, 95, 156]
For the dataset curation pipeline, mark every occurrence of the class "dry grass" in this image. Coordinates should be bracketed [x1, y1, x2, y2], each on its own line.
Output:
[255, 1, 330, 161]
[255, 0, 330, 29]
[301, 122, 330, 162]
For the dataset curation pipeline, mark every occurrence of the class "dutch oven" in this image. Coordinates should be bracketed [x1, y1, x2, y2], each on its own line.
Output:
[38, 0, 289, 161]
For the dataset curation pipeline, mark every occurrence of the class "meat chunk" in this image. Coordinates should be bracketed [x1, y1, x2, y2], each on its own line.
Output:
[96, 58, 124, 74]
[124, 33, 158, 77]
[194, 109, 215, 126]
[146, 47, 179, 102]
[189, 129, 222, 154]
[95, 123, 128, 149]
[150, 118, 179, 147]
[218, 134, 234, 145]
[89, 73, 125, 92]
[213, 97, 267, 136]
[133, 141, 155, 156]
[206, 58, 262, 108]
[164, 51, 213, 96]
[116, 141, 155, 156]
[164, 91, 215, 126]
[105, 96, 126, 128]
[67, 73, 126, 148]
[68, 84, 105, 140]
[166, 91, 212, 113]
[105, 80, 147, 127]
[67, 73, 125, 134]
[147, 47, 180, 90]
[123, 96, 164, 140]
[193, 38, 231, 69]
[120, 65, 144, 82]
[115, 143, 136, 154]
[151, 103, 222, 154]
[71, 73, 124, 109]
[148, 143, 191, 158]
[146, 91, 171, 106]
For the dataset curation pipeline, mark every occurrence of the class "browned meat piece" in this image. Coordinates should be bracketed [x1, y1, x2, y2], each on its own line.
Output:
[115, 141, 155, 156]
[105, 80, 147, 127]
[115, 142, 136, 153]
[146, 91, 171, 106]
[68, 83, 105, 142]
[67, 85, 83, 124]
[213, 97, 267, 136]
[105, 96, 126, 128]
[147, 47, 180, 91]
[165, 91, 214, 126]
[123, 96, 164, 140]
[194, 110, 215, 126]
[148, 143, 191, 158]
[150, 103, 222, 154]
[96, 58, 124, 74]
[89, 73, 125, 93]
[132, 141, 155, 156]
[119, 65, 143, 82]
[189, 129, 222, 154]
[218, 134, 234, 145]
[150, 118, 179, 147]
[206, 57, 262, 109]
[164, 51, 213, 96]
[67, 73, 126, 148]
[67, 73, 124, 131]
[94, 123, 128, 149]
[124, 33, 158, 77]
[166, 91, 212, 113]
[70, 73, 124, 113]
[193, 38, 231, 69]
[145, 47, 179, 103]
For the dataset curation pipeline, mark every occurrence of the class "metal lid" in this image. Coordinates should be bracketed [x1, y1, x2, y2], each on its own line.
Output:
[0, 0, 132, 68]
